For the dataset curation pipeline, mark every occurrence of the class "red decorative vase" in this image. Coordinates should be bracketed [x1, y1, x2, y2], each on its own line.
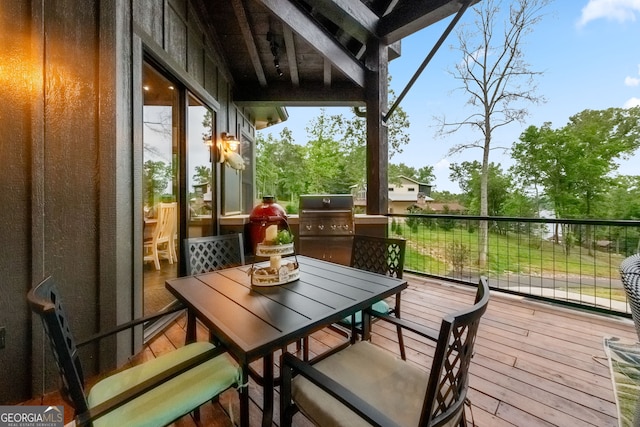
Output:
[248, 196, 287, 253]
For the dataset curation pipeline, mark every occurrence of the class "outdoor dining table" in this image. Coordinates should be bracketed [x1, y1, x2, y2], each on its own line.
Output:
[165, 254, 407, 427]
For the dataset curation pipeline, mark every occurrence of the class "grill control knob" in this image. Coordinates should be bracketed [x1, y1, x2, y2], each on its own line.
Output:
[318, 224, 324, 230]
[306, 225, 312, 230]
[331, 224, 337, 230]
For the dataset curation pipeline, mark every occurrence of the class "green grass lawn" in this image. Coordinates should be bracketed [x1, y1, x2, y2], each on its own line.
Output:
[392, 222, 626, 281]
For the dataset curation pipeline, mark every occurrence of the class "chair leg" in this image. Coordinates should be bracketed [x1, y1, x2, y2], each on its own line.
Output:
[280, 354, 295, 427]
[395, 295, 406, 360]
[153, 249, 160, 270]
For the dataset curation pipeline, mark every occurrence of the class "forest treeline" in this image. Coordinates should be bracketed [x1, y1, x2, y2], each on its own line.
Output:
[256, 106, 640, 220]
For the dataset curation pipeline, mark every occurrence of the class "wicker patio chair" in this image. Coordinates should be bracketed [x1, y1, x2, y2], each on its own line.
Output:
[28, 276, 240, 427]
[280, 276, 490, 427]
[620, 253, 640, 342]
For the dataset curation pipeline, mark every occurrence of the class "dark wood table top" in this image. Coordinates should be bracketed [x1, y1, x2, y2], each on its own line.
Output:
[166, 255, 408, 364]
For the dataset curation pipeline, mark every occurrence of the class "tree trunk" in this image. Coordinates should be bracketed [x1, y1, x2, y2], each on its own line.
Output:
[478, 127, 490, 269]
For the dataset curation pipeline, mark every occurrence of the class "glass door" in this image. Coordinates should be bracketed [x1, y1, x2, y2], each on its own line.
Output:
[142, 62, 180, 315]
[186, 94, 215, 240]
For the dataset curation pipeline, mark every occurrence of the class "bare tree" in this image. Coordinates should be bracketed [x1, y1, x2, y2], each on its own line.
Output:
[438, 0, 548, 268]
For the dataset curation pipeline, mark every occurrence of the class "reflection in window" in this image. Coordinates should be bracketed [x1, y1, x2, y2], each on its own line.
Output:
[142, 62, 179, 315]
[187, 94, 214, 238]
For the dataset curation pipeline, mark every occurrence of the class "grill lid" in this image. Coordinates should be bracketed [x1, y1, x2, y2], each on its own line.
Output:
[299, 194, 354, 210]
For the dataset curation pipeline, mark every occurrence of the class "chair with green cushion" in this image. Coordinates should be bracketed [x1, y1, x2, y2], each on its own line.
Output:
[336, 235, 407, 359]
[28, 276, 240, 427]
[280, 277, 490, 427]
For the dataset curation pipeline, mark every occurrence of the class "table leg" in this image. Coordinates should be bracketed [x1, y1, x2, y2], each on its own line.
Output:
[362, 310, 372, 341]
[186, 310, 196, 344]
[261, 353, 274, 427]
[240, 366, 250, 427]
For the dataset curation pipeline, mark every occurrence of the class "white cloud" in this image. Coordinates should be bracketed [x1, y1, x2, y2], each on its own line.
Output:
[624, 97, 640, 108]
[625, 76, 640, 86]
[577, 0, 640, 27]
[434, 158, 450, 170]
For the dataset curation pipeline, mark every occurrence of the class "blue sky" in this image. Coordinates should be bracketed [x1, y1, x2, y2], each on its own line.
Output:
[258, 0, 640, 193]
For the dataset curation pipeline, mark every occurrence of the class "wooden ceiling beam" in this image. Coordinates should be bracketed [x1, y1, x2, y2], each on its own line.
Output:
[231, 0, 268, 87]
[234, 82, 365, 105]
[303, 0, 401, 60]
[258, 0, 366, 87]
[323, 59, 331, 87]
[378, 0, 478, 44]
[282, 26, 299, 86]
[305, 0, 378, 44]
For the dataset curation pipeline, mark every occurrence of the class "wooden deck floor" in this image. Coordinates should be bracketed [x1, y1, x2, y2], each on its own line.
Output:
[25, 274, 637, 426]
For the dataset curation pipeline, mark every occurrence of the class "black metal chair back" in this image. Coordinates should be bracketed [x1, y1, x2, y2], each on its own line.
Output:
[27, 276, 90, 415]
[183, 234, 245, 275]
[350, 234, 405, 278]
[280, 277, 490, 427]
[421, 276, 489, 426]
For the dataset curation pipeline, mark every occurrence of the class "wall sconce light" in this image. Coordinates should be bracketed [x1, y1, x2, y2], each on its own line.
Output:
[204, 132, 245, 170]
[221, 132, 240, 151]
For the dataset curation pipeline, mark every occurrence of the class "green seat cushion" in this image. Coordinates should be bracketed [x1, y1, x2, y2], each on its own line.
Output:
[340, 300, 390, 326]
[292, 341, 429, 427]
[87, 341, 240, 427]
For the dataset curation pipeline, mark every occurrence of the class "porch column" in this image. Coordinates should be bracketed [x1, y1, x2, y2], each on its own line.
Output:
[365, 38, 388, 215]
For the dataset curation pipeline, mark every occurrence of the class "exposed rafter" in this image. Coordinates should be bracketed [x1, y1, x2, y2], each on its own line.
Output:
[379, 0, 479, 44]
[282, 26, 299, 86]
[234, 82, 365, 105]
[231, 0, 267, 87]
[258, 0, 366, 87]
[323, 60, 331, 87]
[305, 0, 378, 44]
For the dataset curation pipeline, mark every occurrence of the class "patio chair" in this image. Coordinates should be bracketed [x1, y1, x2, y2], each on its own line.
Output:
[28, 276, 240, 427]
[280, 276, 490, 427]
[336, 235, 407, 359]
[144, 202, 178, 270]
[183, 233, 245, 275]
[620, 253, 640, 342]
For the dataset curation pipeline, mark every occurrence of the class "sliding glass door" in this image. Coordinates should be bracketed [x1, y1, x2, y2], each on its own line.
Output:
[140, 60, 216, 317]
[142, 62, 180, 315]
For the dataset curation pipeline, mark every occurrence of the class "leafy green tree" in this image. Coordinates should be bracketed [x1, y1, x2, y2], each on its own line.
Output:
[449, 161, 512, 217]
[511, 107, 640, 220]
[416, 166, 435, 184]
[389, 163, 418, 184]
[143, 160, 172, 207]
[606, 176, 640, 254]
[256, 132, 280, 198]
[502, 189, 537, 218]
[304, 110, 348, 193]
[193, 165, 211, 186]
[438, 0, 549, 268]
[256, 128, 307, 202]
[606, 175, 640, 220]
[337, 83, 411, 188]
[275, 128, 307, 202]
[564, 107, 640, 218]
[430, 190, 460, 202]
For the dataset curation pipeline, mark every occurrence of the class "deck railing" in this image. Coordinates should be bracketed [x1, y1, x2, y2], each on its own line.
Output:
[388, 213, 640, 316]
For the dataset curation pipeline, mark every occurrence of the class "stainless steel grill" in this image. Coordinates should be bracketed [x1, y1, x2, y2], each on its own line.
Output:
[298, 194, 354, 265]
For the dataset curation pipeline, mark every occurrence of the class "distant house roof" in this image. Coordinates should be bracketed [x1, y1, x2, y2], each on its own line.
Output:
[426, 202, 466, 212]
